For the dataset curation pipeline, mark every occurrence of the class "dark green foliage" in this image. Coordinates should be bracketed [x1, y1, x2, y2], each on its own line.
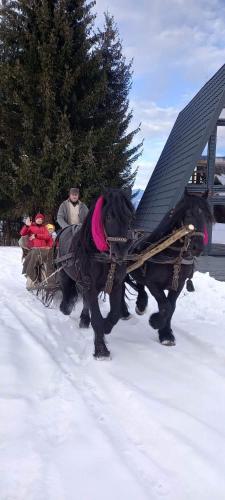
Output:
[0, 1, 142, 219]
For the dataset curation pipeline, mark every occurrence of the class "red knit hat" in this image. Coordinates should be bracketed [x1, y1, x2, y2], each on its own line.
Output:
[35, 213, 45, 221]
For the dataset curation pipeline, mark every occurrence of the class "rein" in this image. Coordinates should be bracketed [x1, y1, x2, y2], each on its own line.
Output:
[127, 225, 195, 273]
[127, 227, 204, 292]
[97, 225, 200, 294]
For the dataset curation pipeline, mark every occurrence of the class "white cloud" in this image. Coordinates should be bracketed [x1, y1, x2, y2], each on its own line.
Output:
[132, 100, 225, 189]
[130, 99, 180, 187]
[95, 0, 225, 84]
[134, 160, 155, 190]
[95, 0, 225, 189]
[131, 100, 179, 139]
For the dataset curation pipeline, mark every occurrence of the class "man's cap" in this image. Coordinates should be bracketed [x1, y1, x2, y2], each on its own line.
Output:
[69, 188, 80, 195]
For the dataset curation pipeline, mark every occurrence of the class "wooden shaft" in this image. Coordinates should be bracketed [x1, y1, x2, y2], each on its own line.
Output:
[127, 225, 194, 273]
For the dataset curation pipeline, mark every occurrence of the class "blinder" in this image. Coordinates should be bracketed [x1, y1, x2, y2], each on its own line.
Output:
[105, 228, 140, 245]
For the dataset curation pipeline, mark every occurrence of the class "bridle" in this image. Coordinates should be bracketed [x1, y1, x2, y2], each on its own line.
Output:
[102, 228, 138, 262]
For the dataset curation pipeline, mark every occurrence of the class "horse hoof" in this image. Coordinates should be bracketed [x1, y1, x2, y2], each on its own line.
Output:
[79, 318, 90, 328]
[60, 302, 72, 315]
[161, 338, 176, 346]
[135, 305, 146, 315]
[94, 354, 112, 361]
[94, 344, 111, 359]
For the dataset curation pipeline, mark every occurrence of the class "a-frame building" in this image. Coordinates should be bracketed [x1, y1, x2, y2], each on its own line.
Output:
[135, 64, 225, 255]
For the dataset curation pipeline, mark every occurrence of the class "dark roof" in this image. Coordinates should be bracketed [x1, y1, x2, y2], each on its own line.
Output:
[135, 64, 225, 232]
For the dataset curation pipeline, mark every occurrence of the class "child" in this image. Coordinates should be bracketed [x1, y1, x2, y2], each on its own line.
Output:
[45, 223, 57, 241]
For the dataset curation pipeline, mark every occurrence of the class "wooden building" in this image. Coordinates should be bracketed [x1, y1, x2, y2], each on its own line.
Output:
[135, 64, 225, 257]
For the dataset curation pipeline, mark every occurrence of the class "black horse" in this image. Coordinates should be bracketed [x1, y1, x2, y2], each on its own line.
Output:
[122, 190, 214, 346]
[58, 189, 134, 359]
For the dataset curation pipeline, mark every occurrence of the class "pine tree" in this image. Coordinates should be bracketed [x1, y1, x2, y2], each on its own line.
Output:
[0, 0, 104, 218]
[0, 3, 142, 218]
[88, 13, 142, 201]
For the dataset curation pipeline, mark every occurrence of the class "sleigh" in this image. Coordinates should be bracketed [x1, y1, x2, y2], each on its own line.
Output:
[22, 247, 60, 306]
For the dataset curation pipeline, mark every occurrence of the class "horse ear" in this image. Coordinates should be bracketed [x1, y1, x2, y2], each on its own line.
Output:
[202, 190, 209, 199]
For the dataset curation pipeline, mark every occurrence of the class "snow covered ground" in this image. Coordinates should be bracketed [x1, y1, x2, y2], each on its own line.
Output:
[217, 173, 225, 185]
[1, 248, 225, 500]
[212, 222, 225, 244]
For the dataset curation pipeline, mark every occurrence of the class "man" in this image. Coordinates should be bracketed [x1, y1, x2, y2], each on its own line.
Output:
[57, 188, 88, 229]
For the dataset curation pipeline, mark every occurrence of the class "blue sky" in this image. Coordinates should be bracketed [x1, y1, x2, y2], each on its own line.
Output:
[96, 0, 225, 189]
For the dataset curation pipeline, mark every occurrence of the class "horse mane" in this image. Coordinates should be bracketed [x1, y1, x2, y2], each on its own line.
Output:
[77, 202, 96, 255]
[138, 192, 214, 251]
[72, 188, 134, 260]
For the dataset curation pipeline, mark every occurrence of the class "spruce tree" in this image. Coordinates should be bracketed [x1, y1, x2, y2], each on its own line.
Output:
[0, 3, 142, 218]
[0, 0, 103, 218]
[88, 13, 142, 201]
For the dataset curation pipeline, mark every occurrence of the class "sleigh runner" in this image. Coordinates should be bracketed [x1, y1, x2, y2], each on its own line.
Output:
[22, 247, 60, 306]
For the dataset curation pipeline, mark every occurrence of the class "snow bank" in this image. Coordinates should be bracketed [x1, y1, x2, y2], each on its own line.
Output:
[212, 223, 225, 244]
[1, 248, 225, 500]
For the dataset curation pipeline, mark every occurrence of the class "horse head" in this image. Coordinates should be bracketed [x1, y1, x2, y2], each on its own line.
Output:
[174, 190, 214, 256]
[91, 188, 134, 261]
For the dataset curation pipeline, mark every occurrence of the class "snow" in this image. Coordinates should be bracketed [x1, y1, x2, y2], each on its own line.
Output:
[1, 248, 225, 500]
[217, 174, 225, 186]
[212, 223, 225, 244]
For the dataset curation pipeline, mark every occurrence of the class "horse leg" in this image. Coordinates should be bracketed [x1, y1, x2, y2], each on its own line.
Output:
[120, 282, 131, 320]
[148, 282, 172, 330]
[120, 281, 148, 319]
[135, 283, 148, 315]
[104, 283, 123, 335]
[89, 295, 110, 359]
[158, 290, 179, 346]
[59, 269, 77, 315]
[79, 296, 91, 328]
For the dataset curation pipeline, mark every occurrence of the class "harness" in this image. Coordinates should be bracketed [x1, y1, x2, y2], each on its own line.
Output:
[171, 234, 195, 291]
[97, 226, 203, 294]
[134, 230, 204, 292]
[93, 231, 142, 294]
[46, 225, 204, 296]
[55, 232, 135, 295]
